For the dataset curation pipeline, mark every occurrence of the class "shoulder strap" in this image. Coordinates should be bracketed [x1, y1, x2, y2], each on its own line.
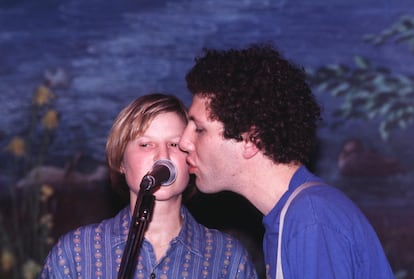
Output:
[275, 181, 323, 279]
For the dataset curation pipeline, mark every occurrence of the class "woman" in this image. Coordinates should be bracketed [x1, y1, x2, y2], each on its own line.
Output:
[39, 93, 257, 278]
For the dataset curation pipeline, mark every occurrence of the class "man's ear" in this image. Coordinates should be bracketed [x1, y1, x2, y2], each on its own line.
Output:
[119, 163, 125, 173]
[241, 131, 260, 159]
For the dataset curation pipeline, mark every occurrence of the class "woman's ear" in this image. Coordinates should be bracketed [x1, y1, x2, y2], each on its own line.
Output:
[119, 163, 125, 173]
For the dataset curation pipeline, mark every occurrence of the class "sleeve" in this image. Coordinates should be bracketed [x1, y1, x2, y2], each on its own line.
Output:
[223, 234, 259, 279]
[38, 252, 56, 279]
[38, 238, 74, 279]
[235, 251, 259, 279]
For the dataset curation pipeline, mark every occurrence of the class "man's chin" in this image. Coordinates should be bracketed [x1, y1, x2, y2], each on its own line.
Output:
[195, 183, 220, 194]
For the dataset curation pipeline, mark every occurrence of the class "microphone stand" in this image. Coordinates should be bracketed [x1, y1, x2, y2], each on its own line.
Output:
[117, 186, 156, 279]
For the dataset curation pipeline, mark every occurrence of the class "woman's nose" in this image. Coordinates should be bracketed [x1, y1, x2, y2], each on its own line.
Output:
[157, 144, 170, 160]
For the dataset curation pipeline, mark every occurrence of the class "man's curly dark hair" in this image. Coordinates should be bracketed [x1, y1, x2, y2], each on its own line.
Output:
[186, 44, 322, 164]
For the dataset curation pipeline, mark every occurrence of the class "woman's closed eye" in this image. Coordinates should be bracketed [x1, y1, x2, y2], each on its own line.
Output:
[139, 142, 153, 148]
[169, 142, 179, 148]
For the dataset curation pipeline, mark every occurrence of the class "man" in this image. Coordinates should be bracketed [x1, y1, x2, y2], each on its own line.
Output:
[179, 44, 394, 279]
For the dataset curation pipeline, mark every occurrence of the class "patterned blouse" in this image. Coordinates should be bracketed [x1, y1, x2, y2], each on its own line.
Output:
[39, 206, 258, 278]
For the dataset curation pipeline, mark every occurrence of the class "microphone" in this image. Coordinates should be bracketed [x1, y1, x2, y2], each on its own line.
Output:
[140, 159, 177, 190]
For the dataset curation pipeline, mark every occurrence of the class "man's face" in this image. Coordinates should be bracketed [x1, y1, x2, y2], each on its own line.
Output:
[179, 95, 241, 193]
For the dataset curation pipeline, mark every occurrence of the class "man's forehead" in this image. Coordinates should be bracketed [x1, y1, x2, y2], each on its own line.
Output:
[191, 94, 209, 106]
[189, 96, 209, 116]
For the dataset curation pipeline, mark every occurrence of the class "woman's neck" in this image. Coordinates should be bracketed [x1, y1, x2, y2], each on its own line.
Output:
[130, 197, 183, 261]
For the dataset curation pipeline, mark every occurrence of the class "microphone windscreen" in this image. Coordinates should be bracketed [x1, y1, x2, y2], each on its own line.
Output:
[152, 159, 177, 186]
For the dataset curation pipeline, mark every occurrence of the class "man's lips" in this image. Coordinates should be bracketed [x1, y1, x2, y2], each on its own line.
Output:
[186, 159, 197, 173]
[188, 165, 197, 174]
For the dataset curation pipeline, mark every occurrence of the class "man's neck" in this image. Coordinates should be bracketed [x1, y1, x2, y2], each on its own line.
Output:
[239, 161, 301, 215]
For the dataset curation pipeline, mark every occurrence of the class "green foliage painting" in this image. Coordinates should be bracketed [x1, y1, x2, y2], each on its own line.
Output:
[308, 15, 414, 141]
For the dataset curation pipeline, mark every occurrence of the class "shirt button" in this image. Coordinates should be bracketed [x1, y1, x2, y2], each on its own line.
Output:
[150, 272, 156, 279]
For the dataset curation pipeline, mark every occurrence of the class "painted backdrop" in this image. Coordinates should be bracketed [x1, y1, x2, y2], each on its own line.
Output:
[0, 0, 413, 278]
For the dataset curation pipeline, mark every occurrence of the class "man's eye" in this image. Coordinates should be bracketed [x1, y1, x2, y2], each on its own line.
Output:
[139, 143, 150, 147]
[195, 127, 204, 133]
[169, 143, 179, 147]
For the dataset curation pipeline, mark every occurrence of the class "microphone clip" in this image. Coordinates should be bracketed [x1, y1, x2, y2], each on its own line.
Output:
[140, 175, 157, 191]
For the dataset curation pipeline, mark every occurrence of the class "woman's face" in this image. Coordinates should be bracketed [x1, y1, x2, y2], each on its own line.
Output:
[121, 112, 189, 201]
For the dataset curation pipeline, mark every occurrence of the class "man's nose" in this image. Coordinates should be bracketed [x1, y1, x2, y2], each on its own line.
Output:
[179, 127, 193, 153]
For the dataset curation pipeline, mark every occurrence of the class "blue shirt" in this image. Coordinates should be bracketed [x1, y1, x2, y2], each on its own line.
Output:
[263, 166, 394, 279]
[39, 206, 257, 279]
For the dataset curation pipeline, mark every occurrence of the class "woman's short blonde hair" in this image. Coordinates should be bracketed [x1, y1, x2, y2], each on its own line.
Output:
[106, 93, 188, 196]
